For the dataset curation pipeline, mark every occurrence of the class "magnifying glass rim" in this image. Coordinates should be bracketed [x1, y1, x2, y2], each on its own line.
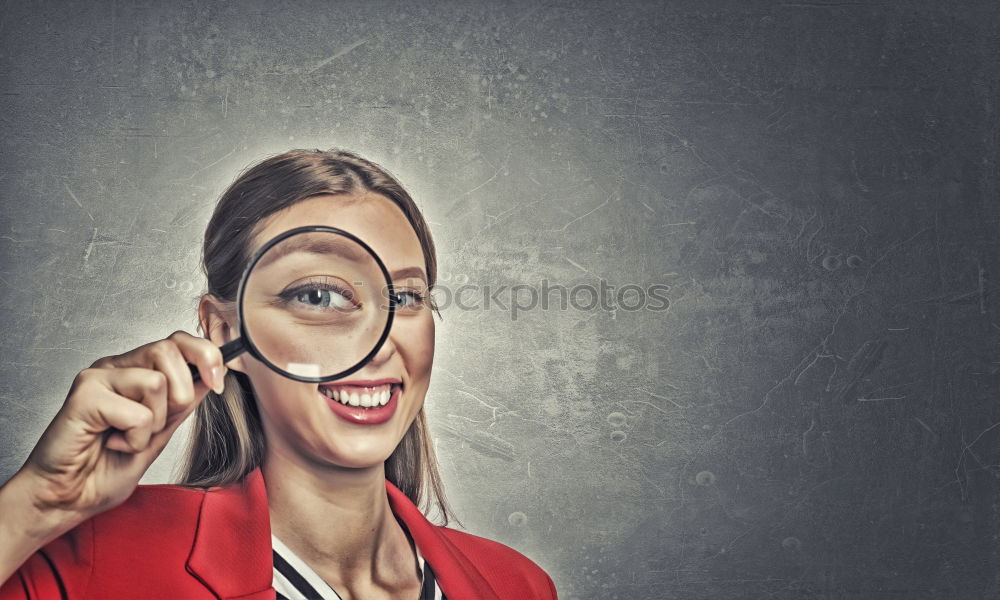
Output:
[235, 224, 397, 383]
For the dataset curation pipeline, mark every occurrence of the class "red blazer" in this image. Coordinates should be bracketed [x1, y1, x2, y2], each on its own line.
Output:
[1, 468, 557, 599]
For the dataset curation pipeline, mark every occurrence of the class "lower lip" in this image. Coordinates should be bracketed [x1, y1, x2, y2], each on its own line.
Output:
[321, 385, 400, 425]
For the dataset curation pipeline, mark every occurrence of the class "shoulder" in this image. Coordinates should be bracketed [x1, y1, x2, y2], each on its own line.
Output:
[35, 482, 208, 553]
[78, 483, 211, 588]
[107, 481, 208, 514]
[435, 526, 541, 568]
[90, 482, 207, 536]
[1, 483, 214, 599]
[434, 526, 558, 599]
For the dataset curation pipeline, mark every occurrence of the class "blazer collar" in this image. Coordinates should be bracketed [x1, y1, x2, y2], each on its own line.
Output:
[185, 467, 501, 600]
[384, 479, 502, 600]
[186, 468, 273, 599]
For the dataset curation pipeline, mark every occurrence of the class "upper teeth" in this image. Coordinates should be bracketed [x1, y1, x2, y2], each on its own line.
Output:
[320, 383, 394, 407]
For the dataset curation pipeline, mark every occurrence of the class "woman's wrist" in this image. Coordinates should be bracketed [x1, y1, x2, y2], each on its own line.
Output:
[0, 469, 83, 585]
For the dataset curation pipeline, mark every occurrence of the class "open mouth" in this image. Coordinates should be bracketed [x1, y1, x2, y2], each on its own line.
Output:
[319, 381, 402, 408]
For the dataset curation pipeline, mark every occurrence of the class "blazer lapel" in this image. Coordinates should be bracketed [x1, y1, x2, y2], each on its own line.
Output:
[186, 469, 275, 599]
[385, 480, 502, 600]
[183, 468, 500, 600]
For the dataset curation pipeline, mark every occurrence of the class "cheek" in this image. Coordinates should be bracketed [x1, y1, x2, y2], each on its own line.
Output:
[417, 313, 436, 375]
[242, 359, 314, 429]
[399, 312, 435, 381]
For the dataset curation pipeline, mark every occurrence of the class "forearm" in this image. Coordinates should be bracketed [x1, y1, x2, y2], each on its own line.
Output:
[0, 470, 81, 586]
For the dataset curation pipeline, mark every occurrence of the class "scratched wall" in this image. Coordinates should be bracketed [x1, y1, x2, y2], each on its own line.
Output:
[1, 2, 998, 598]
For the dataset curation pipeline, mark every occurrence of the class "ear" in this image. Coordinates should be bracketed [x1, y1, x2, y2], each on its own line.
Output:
[198, 294, 248, 374]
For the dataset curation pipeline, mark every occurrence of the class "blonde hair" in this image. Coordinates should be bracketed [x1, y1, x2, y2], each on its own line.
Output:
[175, 148, 458, 526]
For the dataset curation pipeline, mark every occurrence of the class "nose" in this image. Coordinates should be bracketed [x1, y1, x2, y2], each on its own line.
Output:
[364, 318, 399, 369]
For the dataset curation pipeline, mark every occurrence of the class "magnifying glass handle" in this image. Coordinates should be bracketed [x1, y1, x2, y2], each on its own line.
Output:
[188, 338, 247, 385]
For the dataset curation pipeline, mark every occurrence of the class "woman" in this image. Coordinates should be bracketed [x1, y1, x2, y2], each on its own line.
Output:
[0, 149, 558, 599]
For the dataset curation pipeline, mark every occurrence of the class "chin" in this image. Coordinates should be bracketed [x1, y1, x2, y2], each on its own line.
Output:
[320, 438, 398, 469]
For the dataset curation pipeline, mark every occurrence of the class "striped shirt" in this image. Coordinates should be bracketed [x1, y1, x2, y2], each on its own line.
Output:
[272, 532, 447, 600]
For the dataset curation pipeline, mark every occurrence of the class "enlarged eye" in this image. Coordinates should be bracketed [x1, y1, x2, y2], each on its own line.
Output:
[296, 287, 352, 309]
[280, 280, 358, 312]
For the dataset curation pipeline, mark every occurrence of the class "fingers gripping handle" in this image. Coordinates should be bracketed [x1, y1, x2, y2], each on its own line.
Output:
[188, 338, 246, 384]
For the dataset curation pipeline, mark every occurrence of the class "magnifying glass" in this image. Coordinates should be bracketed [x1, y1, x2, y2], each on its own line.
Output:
[189, 225, 396, 384]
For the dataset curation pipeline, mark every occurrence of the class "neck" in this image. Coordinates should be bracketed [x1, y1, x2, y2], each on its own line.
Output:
[262, 441, 418, 590]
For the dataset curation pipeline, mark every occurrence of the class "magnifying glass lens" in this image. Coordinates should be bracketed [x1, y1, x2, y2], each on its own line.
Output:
[242, 230, 390, 379]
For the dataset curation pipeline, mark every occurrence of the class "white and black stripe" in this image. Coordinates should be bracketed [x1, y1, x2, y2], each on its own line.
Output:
[272, 533, 445, 600]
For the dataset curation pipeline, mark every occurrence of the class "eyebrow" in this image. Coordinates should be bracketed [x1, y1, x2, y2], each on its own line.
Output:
[390, 266, 427, 283]
[250, 234, 427, 283]
[253, 235, 370, 270]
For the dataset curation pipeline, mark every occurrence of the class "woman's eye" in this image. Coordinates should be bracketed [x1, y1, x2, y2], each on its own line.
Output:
[393, 291, 424, 309]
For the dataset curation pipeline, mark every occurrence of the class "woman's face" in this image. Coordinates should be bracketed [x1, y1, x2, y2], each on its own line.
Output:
[226, 191, 435, 470]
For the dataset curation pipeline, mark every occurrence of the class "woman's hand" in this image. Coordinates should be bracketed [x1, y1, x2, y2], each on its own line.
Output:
[9, 330, 226, 537]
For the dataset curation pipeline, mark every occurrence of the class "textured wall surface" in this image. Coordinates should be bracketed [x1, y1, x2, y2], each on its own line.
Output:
[2, 2, 998, 598]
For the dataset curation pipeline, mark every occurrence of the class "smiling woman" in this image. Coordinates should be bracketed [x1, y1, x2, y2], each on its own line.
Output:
[0, 149, 558, 600]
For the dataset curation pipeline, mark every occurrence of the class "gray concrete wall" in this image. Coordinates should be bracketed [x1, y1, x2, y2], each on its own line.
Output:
[1, 2, 998, 598]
